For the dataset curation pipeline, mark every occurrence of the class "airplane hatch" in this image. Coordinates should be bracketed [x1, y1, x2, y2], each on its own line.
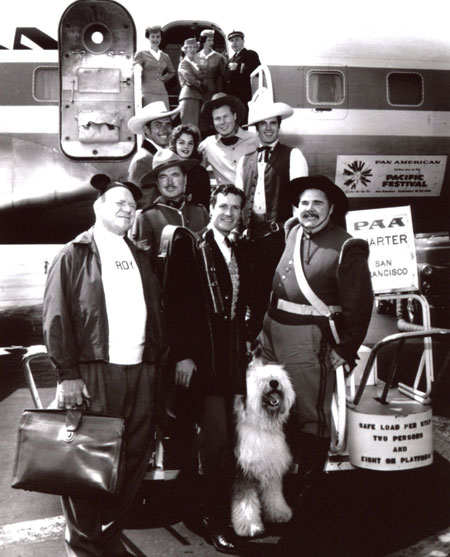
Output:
[58, 0, 136, 160]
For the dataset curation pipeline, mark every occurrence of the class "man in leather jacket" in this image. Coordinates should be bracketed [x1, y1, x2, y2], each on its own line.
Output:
[43, 175, 166, 556]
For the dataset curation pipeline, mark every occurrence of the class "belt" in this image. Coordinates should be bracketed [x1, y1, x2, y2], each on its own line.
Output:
[248, 221, 282, 241]
[273, 296, 342, 316]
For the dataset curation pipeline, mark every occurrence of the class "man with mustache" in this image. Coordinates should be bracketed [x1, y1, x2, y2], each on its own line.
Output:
[256, 176, 373, 553]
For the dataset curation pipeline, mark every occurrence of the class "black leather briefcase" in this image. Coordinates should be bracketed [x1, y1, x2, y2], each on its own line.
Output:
[11, 408, 125, 498]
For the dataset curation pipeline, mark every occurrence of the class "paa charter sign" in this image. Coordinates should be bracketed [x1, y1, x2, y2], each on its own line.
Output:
[346, 206, 418, 294]
[335, 155, 446, 197]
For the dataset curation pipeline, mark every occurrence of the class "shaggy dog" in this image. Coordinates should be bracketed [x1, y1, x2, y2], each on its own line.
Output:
[231, 359, 296, 538]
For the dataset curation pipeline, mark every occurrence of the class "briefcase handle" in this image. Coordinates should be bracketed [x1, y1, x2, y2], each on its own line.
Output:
[64, 409, 84, 442]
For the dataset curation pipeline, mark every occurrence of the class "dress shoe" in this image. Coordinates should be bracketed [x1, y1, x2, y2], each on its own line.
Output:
[201, 514, 242, 555]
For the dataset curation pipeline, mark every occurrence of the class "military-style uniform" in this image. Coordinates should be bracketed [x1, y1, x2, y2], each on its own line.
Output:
[259, 220, 373, 437]
[224, 47, 260, 121]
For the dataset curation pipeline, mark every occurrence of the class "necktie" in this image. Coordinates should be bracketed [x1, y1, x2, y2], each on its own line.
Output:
[221, 136, 239, 146]
[257, 145, 271, 163]
[224, 236, 233, 249]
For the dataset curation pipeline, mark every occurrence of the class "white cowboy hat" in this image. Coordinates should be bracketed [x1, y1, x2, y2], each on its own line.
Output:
[127, 101, 180, 136]
[140, 149, 198, 185]
[245, 100, 294, 128]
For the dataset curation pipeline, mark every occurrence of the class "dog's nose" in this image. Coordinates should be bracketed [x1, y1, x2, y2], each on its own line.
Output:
[269, 379, 279, 389]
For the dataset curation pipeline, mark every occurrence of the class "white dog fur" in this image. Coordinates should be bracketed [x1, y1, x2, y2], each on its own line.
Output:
[231, 359, 296, 538]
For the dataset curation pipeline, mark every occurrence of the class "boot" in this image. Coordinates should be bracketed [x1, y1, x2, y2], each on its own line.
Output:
[278, 434, 331, 555]
[198, 474, 243, 555]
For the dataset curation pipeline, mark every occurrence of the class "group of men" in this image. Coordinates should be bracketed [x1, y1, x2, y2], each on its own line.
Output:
[43, 28, 374, 557]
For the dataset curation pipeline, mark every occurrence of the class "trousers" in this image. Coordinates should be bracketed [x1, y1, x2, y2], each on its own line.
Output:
[62, 361, 156, 557]
[258, 315, 335, 438]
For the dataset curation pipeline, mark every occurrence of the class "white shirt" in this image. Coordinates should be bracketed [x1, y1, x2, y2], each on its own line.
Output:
[235, 142, 309, 213]
[94, 224, 147, 365]
[149, 48, 162, 61]
[209, 225, 232, 264]
[198, 127, 258, 185]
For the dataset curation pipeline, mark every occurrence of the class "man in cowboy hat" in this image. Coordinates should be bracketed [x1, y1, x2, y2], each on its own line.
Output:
[224, 30, 260, 123]
[256, 175, 373, 553]
[134, 148, 209, 275]
[127, 101, 180, 207]
[43, 175, 166, 556]
[198, 92, 258, 185]
[235, 99, 309, 338]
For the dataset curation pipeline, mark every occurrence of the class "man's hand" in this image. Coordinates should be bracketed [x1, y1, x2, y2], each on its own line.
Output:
[175, 359, 196, 389]
[56, 379, 91, 409]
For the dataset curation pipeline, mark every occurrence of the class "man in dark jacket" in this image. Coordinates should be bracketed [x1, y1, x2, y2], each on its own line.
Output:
[163, 184, 249, 555]
[224, 30, 260, 123]
[257, 176, 373, 554]
[43, 174, 166, 557]
[134, 149, 209, 278]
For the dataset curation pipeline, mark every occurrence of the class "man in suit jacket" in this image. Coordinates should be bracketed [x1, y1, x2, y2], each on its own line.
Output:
[224, 30, 261, 123]
[235, 99, 309, 338]
[164, 184, 249, 555]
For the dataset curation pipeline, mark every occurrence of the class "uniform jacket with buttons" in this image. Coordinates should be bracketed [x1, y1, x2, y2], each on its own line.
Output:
[269, 221, 373, 367]
[164, 227, 250, 396]
[134, 50, 176, 96]
[178, 57, 205, 101]
[224, 47, 260, 104]
[135, 196, 209, 268]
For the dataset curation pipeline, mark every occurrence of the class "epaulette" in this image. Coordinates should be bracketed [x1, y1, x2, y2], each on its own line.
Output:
[339, 238, 370, 264]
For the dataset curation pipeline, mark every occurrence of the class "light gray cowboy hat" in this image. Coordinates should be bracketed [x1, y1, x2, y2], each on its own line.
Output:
[244, 100, 294, 128]
[127, 101, 180, 136]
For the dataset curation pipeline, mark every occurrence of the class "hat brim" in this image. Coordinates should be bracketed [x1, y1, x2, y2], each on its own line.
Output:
[140, 158, 198, 186]
[128, 105, 180, 135]
[200, 94, 245, 128]
[244, 102, 294, 128]
[290, 176, 349, 215]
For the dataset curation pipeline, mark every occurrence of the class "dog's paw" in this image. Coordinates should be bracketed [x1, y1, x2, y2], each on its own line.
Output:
[234, 521, 265, 538]
[264, 502, 293, 523]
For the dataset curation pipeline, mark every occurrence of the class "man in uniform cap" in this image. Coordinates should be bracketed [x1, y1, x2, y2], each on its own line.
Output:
[235, 99, 309, 338]
[198, 92, 258, 185]
[257, 176, 373, 552]
[43, 174, 166, 556]
[127, 101, 180, 207]
[224, 31, 261, 123]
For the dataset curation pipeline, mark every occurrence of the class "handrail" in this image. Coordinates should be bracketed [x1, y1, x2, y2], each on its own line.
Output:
[22, 345, 48, 409]
[351, 329, 450, 406]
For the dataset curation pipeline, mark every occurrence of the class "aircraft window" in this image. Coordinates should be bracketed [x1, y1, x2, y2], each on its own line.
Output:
[307, 71, 344, 105]
[33, 66, 59, 102]
[387, 72, 423, 106]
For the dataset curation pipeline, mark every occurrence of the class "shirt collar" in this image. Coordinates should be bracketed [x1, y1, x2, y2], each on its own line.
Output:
[208, 224, 229, 246]
[215, 126, 245, 143]
[258, 140, 279, 150]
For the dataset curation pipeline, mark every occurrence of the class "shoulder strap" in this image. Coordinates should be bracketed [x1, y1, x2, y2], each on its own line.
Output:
[293, 227, 340, 343]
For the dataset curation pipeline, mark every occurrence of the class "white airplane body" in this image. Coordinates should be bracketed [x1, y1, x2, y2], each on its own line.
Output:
[0, 0, 449, 343]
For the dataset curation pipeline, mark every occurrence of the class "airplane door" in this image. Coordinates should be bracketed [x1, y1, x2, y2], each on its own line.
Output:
[59, 0, 136, 159]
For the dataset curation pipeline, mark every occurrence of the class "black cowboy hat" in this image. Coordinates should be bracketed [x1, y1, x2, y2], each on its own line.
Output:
[290, 175, 349, 216]
[200, 92, 246, 128]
